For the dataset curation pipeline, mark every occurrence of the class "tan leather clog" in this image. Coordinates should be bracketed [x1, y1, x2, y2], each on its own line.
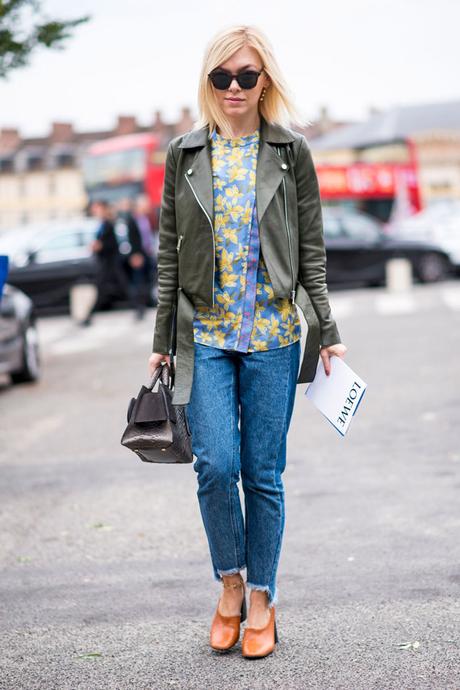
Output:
[210, 579, 247, 651]
[241, 605, 278, 658]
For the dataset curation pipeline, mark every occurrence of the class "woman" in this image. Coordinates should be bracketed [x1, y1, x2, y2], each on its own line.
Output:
[148, 25, 347, 658]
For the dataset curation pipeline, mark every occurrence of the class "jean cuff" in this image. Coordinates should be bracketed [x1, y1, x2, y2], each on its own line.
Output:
[246, 581, 277, 608]
[214, 565, 247, 581]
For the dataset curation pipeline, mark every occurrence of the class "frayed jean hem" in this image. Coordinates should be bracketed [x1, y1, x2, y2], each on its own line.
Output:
[214, 565, 247, 582]
[246, 581, 277, 608]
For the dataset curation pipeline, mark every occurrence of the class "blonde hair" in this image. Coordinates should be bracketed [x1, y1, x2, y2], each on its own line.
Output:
[195, 25, 308, 138]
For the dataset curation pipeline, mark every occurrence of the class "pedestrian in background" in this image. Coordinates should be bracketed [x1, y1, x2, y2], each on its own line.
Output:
[116, 197, 149, 320]
[84, 199, 128, 326]
[134, 195, 158, 306]
[148, 25, 347, 658]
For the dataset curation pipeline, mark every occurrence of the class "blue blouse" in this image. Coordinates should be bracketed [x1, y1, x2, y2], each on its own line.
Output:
[193, 127, 301, 351]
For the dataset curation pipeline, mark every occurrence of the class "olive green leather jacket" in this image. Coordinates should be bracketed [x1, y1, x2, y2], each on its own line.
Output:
[152, 116, 341, 405]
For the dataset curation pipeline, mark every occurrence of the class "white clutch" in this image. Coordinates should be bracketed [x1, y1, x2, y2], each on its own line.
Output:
[305, 355, 367, 436]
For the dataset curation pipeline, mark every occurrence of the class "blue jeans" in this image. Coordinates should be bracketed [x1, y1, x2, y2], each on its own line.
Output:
[186, 339, 301, 607]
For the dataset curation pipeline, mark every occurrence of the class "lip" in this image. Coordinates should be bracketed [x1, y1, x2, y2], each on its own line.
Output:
[226, 97, 244, 102]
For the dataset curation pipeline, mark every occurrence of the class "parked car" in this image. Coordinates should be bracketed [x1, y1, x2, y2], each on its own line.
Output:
[0, 217, 127, 313]
[322, 208, 454, 286]
[387, 201, 460, 273]
[0, 283, 40, 384]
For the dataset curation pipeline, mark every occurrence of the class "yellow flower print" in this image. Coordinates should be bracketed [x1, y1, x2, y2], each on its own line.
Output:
[214, 214, 227, 230]
[268, 314, 280, 338]
[225, 185, 240, 201]
[195, 313, 216, 329]
[278, 335, 292, 347]
[220, 271, 238, 289]
[219, 247, 234, 272]
[195, 330, 213, 343]
[222, 227, 239, 244]
[264, 284, 274, 300]
[255, 315, 271, 334]
[235, 245, 246, 262]
[232, 311, 242, 330]
[228, 166, 247, 183]
[212, 158, 226, 174]
[241, 201, 253, 225]
[281, 319, 297, 338]
[275, 300, 293, 321]
[216, 291, 235, 310]
[228, 204, 244, 222]
[228, 148, 244, 165]
[215, 233, 226, 249]
[252, 339, 268, 351]
[214, 177, 226, 191]
[215, 194, 226, 213]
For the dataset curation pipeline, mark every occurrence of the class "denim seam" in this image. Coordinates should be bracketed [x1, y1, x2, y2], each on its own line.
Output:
[227, 364, 242, 570]
[267, 345, 293, 597]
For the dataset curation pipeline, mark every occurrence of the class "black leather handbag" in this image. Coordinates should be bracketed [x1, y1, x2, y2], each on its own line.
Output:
[120, 359, 193, 464]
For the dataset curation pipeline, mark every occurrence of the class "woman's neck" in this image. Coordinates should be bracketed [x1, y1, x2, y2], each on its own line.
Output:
[219, 113, 261, 138]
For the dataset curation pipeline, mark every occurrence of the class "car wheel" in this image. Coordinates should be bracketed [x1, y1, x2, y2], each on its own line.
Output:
[11, 322, 41, 383]
[416, 252, 449, 283]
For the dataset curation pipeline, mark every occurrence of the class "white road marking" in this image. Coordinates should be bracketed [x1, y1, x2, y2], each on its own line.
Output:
[328, 297, 354, 318]
[441, 288, 460, 310]
[375, 293, 417, 315]
[40, 314, 143, 356]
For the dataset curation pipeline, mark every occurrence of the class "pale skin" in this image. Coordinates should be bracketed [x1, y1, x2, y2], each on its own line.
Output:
[148, 44, 348, 628]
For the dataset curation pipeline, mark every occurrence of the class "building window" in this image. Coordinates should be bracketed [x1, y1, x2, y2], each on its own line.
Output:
[56, 153, 74, 167]
[0, 158, 14, 173]
[27, 156, 43, 171]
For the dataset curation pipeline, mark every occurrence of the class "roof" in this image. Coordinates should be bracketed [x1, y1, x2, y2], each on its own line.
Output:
[311, 99, 460, 150]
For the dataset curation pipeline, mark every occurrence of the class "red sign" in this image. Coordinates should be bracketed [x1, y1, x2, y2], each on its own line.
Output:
[317, 163, 417, 198]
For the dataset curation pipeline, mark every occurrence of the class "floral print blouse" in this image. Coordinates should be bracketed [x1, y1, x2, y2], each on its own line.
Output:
[192, 127, 301, 351]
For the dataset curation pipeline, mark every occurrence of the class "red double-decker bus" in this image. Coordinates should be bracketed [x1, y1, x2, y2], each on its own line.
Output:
[82, 132, 166, 212]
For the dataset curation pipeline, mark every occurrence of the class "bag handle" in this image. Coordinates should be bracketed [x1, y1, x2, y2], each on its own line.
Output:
[148, 362, 171, 390]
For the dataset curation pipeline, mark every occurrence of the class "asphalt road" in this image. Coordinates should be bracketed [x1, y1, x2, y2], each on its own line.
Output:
[1, 281, 459, 690]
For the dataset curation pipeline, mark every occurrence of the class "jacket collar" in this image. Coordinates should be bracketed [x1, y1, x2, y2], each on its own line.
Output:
[178, 115, 294, 226]
[178, 116, 295, 148]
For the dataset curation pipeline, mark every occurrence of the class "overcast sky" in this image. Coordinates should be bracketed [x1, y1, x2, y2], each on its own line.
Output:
[0, 0, 458, 138]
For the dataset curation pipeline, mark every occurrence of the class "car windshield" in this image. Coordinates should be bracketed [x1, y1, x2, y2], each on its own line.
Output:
[0, 218, 99, 264]
[340, 214, 382, 241]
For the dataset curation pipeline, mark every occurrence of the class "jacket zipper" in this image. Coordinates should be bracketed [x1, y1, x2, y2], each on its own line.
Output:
[277, 147, 296, 304]
[176, 234, 183, 252]
[184, 173, 216, 307]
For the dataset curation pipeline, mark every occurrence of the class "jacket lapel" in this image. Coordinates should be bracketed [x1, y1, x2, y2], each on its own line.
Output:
[187, 144, 214, 226]
[255, 137, 285, 225]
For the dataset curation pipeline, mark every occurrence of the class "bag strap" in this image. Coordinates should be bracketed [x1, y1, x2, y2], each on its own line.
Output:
[168, 299, 177, 388]
[148, 361, 171, 390]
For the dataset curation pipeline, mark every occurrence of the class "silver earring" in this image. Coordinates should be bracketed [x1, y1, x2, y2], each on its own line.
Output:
[259, 87, 267, 102]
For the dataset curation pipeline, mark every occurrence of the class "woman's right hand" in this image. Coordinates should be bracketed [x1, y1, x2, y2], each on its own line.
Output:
[148, 352, 171, 378]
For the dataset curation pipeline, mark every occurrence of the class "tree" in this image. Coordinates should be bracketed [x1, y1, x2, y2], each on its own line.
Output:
[0, 0, 90, 79]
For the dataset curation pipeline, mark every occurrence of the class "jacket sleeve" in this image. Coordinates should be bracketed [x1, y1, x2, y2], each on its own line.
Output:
[295, 135, 342, 348]
[152, 141, 178, 354]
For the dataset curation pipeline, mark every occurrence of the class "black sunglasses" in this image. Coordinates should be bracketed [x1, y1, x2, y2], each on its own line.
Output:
[208, 68, 264, 90]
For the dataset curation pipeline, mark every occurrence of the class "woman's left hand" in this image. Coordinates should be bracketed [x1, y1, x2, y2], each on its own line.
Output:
[320, 343, 348, 376]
